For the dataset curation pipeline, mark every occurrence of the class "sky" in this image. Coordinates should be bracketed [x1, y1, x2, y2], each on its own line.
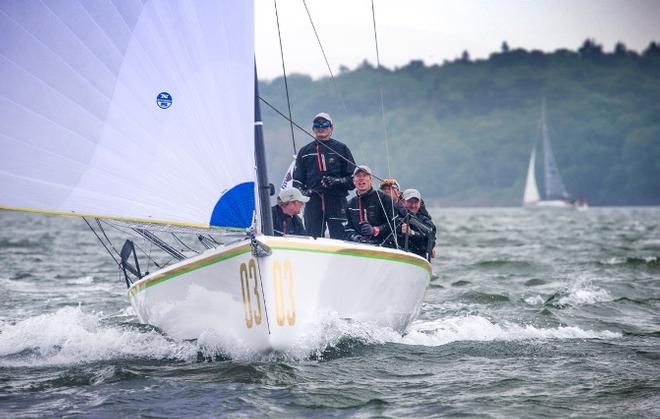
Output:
[255, 0, 660, 80]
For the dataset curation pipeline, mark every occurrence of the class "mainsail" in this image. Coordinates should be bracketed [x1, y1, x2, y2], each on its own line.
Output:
[0, 1, 255, 229]
[540, 102, 569, 200]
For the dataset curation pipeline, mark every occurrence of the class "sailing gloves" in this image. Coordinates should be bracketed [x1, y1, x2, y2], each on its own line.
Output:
[359, 223, 380, 238]
[321, 175, 350, 189]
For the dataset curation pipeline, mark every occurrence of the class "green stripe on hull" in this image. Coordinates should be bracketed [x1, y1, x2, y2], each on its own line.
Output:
[128, 243, 251, 299]
[128, 239, 432, 299]
[268, 244, 432, 276]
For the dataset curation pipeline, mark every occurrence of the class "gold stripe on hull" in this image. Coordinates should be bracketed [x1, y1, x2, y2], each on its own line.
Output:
[127, 237, 432, 298]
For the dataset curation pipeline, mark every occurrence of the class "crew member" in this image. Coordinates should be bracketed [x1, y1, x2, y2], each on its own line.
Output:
[379, 178, 407, 247]
[401, 188, 436, 260]
[345, 165, 395, 245]
[293, 113, 355, 239]
[271, 187, 308, 236]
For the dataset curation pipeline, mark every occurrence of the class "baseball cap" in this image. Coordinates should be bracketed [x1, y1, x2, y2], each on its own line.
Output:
[402, 188, 421, 201]
[278, 187, 310, 203]
[352, 165, 372, 176]
[313, 112, 333, 124]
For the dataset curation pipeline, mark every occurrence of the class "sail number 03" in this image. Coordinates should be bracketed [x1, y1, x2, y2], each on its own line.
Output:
[239, 259, 296, 329]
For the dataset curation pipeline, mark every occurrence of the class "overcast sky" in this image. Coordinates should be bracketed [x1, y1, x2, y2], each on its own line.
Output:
[255, 0, 660, 80]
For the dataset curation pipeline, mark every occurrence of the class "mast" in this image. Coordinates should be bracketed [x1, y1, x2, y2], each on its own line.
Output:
[254, 67, 274, 235]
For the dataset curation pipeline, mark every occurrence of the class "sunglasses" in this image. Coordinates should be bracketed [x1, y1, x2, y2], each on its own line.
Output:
[313, 120, 332, 129]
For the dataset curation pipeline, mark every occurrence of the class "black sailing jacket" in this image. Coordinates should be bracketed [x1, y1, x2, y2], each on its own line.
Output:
[403, 211, 436, 260]
[293, 138, 355, 197]
[271, 205, 306, 236]
[345, 188, 395, 245]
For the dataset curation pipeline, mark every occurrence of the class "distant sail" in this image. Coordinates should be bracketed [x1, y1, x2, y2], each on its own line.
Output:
[541, 103, 569, 200]
[0, 1, 255, 229]
[523, 147, 540, 205]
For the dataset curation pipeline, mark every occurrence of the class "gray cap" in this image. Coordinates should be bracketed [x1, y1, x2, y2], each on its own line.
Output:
[352, 165, 372, 176]
[278, 187, 310, 203]
[402, 188, 421, 201]
[313, 112, 333, 124]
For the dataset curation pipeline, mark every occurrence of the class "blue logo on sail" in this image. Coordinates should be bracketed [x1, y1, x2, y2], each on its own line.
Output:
[156, 92, 172, 109]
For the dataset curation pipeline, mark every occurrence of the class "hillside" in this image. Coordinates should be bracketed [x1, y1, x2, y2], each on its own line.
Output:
[258, 40, 660, 206]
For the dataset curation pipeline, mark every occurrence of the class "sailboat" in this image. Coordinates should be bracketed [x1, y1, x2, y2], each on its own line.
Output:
[0, 1, 431, 352]
[523, 102, 588, 210]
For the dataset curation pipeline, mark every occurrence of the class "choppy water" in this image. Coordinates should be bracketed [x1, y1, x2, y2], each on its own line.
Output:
[1, 208, 659, 417]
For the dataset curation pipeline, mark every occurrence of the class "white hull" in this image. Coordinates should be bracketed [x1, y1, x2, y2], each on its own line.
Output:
[128, 235, 431, 352]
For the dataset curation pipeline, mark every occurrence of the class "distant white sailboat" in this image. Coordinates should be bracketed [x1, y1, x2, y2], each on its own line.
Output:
[523, 102, 588, 210]
[0, 1, 431, 352]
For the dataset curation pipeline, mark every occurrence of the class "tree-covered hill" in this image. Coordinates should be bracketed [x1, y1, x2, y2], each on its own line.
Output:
[258, 40, 660, 206]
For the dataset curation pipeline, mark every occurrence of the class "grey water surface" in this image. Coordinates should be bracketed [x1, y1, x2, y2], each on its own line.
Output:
[1, 208, 659, 418]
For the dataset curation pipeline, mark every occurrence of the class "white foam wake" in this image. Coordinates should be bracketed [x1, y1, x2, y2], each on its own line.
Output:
[0, 308, 622, 365]
[0, 306, 199, 367]
[398, 315, 620, 346]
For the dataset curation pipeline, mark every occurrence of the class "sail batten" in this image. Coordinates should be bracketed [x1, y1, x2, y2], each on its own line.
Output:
[1, 1, 256, 230]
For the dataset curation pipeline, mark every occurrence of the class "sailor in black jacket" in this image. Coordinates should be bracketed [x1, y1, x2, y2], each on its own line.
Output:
[400, 188, 436, 260]
[345, 165, 395, 245]
[293, 113, 355, 239]
[271, 187, 309, 237]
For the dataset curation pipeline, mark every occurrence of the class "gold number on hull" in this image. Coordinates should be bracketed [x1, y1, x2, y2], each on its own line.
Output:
[239, 258, 262, 329]
[273, 260, 296, 326]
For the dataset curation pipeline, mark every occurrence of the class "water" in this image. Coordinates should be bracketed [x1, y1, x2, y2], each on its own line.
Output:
[1, 208, 659, 417]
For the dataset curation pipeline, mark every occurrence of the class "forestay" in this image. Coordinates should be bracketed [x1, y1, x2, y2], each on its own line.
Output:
[0, 0, 255, 229]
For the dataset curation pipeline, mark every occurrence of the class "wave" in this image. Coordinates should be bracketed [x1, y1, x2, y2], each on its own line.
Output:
[545, 279, 613, 308]
[470, 260, 535, 269]
[0, 238, 46, 249]
[0, 307, 622, 365]
[399, 315, 620, 346]
[0, 306, 200, 367]
[598, 256, 659, 269]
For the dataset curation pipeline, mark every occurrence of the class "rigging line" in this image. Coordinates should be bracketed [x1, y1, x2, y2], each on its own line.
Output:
[146, 236, 153, 276]
[254, 258, 272, 335]
[133, 228, 186, 261]
[95, 218, 122, 258]
[206, 234, 221, 246]
[258, 95, 353, 170]
[102, 220, 163, 269]
[301, 0, 366, 162]
[371, 0, 392, 178]
[375, 190, 399, 249]
[259, 95, 392, 185]
[274, 0, 297, 154]
[172, 233, 199, 254]
[83, 217, 120, 267]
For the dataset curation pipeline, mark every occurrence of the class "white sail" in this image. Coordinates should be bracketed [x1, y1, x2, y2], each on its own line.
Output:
[540, 99, 569, 200]
[523, 147, 540, 205]
[0, 1, 255, 229]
